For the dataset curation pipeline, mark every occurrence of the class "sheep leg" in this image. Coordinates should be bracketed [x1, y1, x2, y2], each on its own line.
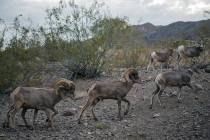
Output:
[91, 99, 99, 121]
[33, 109, 38, 126]
[122, 98, 130, 115]
[149, 85, 160, 109]
[157, 88, 165, 106]
[160, 63, 163, 72]
[21, 108, 30, 128]
[117, 99, 122, 120]
[177, 54, 181, 70]
[177, 87, 182, 103]
[77, 99, 91, 124]
[152, 62, 155, 71]
[10, 102, 22, 129]
[147, 62, 151, 71]
[4, 105, 14, 128]
[166, 60, 169, 69]
[147, 57, 153, 71]
[43, 108, 53, 127]
[51, 108, 58, 120]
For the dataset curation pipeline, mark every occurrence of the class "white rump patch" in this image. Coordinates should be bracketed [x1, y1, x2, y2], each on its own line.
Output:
[177, 45, 185, 52]
[151, 52, 157, 57]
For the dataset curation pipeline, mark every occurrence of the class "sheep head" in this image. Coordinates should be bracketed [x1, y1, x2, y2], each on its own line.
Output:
[54, 78, 75, 100]
[123, 68, 141, 84]
[186, 69, 194, 76]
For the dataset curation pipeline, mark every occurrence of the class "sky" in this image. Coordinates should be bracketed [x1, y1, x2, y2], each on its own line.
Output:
[0, 0, 210, 26]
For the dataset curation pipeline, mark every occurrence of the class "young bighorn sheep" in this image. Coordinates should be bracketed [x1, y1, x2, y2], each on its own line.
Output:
[177, 45, 203, 69]
[149, 69, 194, 109]
[5, 78, 75, 129]
[77, 68, 141, 123]
[147, 49, 173, 71]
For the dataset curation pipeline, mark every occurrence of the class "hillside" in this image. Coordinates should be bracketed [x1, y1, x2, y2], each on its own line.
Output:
[131, 19, 210, 43]
[1, 69, 210, 139]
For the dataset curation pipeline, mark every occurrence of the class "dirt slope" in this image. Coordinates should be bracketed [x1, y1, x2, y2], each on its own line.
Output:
[0, 69, 210, 140]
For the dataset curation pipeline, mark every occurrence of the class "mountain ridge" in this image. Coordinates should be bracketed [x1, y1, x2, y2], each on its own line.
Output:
[130, 19, 210, 42]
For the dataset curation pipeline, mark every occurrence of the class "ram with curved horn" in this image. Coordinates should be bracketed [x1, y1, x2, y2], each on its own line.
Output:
[77, 68, 142, 124]
[4, 78, 75, 129]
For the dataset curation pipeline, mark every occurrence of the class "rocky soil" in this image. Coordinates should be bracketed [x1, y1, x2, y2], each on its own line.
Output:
[0, 69, 210, 140]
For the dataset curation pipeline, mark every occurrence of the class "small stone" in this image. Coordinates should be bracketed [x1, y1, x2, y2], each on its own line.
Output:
[194, 84, 204, 91]
[122, 119, 129, 123]
[152, 113, 160, 118]
[171, 91, 177, 97]
[84, 123, 88, 126]
[0, 133, 6, 137]
[62, 108, 77, 116]
[79, 132, 84, 136]
[195, 96, 199, 100]
[87, 132, 92, 135]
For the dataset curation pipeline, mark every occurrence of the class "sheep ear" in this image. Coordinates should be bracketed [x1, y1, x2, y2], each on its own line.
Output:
[124, 74, 131, 82]
[55, 85, 65, 95]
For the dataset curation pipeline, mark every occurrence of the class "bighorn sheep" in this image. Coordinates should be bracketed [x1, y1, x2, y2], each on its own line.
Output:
[147, 49, 173, 71]
[177, 45, 203, 69]
[77, 68, 141, 123]
[150, 69, 194, 109]
[5, 78, 75, 129]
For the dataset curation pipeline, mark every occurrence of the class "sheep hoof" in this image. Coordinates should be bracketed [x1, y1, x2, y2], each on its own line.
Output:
[47, 125, 52, 128]
[77, 120, 81, 124]
[124, 112, 128, 115]
[149, 105, 153, 109]
[2, 121, 9, 128]
[94, 118, 98, 121]
[27, 125, 34, 130]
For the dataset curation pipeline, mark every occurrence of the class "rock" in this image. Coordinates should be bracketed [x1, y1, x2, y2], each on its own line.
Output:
[122, 119, 129, 123]
[194, 84, 204, 91]
[87, 132, 92, 135]
[62, 108, 77, 116]
[95, 122, 109, 129]
[106, 132, 114, 136]
[79, 132, 84, 136]
[0, 133, 6, 137]
[204, 68, 210, 73]
[168, 91, 177, 97]
[194, 96, 199, 100]
[152, 113, 160, 118]
[84, 123, 88, 126]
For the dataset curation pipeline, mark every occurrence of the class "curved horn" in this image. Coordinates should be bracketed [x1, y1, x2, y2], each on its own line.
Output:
[53, 78, 75, 95]
[123, 68, 138, 82]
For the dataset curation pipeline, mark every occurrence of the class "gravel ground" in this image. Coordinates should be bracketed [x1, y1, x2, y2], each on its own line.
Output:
[0, 69, 210, 140]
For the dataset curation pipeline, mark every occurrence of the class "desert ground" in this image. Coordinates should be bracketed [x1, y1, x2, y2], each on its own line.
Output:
[0, 68, 210, 140]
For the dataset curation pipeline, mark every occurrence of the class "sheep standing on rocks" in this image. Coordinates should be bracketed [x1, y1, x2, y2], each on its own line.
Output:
[147, 49, 173, 71]
[77, 68, 141, 123]
[4, 78, 75, 129]
[177, 45, 203, 69]
[150, 69, 194, 109]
